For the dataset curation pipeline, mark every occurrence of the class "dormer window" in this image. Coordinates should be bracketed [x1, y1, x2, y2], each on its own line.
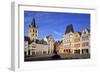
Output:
[83, 31, 86, 34]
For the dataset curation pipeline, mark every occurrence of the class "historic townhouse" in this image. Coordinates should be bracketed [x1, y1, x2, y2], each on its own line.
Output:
[73, 32, 81, 54]
[30, 40, 49, 55]
[81, 28, 90, 54]
[54, 41, 63, 54]
[63, 24, 74, 54]
[62, 24, 90, 55]
[58, 41, 63, 54]
[24, 18, 90, 56]
[44, 35, 54, 54]
[24, 37, 29, 56]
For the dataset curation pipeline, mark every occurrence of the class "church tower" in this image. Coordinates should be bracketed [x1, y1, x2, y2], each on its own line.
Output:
[28, 18, 38, 42]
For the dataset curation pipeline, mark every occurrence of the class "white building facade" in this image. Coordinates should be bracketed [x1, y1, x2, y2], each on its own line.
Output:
[81, 28, 90, 54]
[62, 24, 90, 55]
[63, 32, 74, 54]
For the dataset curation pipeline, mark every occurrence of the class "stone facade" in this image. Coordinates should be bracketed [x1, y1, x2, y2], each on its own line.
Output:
[81, 28, 90, 54]
[62, 24, 90, 55]
[44, 35, 54, 54]
[25, 19, 90, 56]
[73, 32, 81, 54]
[63, 24, 74, 54]
[28, 18, 38, 42]
[63, 32, 74, 54]
[25, 18, 54, 56]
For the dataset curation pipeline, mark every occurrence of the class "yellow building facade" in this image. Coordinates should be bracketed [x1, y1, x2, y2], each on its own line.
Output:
[73, 32, 81, 54]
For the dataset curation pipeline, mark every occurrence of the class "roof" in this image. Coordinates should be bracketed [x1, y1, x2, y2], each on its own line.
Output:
[29, 18, 37, 28]
[76, 32, 81, 36]
[36, 39, 48, 45]
[65, 24, 74, 34]
[85, 28, 90, 32]
[24, 36, 30, 41]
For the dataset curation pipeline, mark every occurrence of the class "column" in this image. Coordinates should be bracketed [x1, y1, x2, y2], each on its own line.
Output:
[80, 49, 82, 54]
[30, 50, 32, 56]
[26, 50, 28, 56]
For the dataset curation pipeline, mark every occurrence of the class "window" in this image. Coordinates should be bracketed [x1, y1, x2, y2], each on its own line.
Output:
[82, 42, 89, 47]
[43, 51, 47, 54]
[82, 49, 89, 54]
[83, 31, 86, 34]
[74, 49, 80, 54]
[74, 38, 80, 42]
[64, 49, 66, 52]
[69, 34, 73, 38]
[86, 42, 89, 46]
[82, 43, 85, 47]
[74, 44, 80, 48]
[86, 36, 88, 40]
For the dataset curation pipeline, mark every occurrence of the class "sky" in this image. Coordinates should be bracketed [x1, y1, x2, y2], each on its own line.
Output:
[24, 11, 90, 41]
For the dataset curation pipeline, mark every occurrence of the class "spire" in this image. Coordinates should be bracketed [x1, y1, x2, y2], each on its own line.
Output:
[31, 18, 37, 28]
[65, 24, 74, 34]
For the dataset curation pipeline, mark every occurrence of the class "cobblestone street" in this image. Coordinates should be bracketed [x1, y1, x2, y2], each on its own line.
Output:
[24, 53, 90, 61]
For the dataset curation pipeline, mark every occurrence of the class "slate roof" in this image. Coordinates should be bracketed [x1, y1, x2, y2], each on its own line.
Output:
[65, 24, 74, 34]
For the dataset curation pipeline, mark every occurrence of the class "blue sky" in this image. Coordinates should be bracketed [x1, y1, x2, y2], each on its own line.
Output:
[24, 11, 90, 41]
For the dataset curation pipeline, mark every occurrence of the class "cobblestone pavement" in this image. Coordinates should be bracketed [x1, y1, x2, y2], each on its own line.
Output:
[24, 53, 90, 61]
